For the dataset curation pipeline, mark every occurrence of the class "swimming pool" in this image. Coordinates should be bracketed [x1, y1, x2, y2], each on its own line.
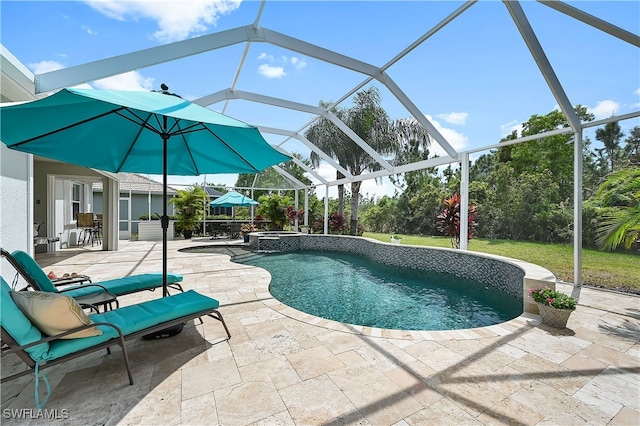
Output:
[235, 250, 522, 330]
[183, 234, 556, 334]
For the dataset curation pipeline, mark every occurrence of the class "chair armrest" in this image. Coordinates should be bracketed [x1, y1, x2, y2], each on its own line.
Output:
[51, 275, 92, 287]
[0, 322, 125, 356]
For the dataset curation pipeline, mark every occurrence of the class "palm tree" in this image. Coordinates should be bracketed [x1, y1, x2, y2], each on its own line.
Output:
[595, 168, 640, 251]
[306, 100, 350, 217]
[306, 87, 431, 235]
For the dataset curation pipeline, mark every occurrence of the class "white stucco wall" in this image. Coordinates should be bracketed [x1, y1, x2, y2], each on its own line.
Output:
[0, 144, 32, 258]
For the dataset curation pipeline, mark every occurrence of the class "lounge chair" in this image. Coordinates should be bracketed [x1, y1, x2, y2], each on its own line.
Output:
[1, 249, 184, 302]
[0, 276, 231, 406]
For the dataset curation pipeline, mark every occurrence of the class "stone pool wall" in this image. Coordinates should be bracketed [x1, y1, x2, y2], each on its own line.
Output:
[249, 233, 556, 314]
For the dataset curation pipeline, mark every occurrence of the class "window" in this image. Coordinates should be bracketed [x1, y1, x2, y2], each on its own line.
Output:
[72, 182, 82, 221]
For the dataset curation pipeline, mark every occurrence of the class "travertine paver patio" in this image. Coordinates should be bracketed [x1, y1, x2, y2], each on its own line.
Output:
[1, 239, 639, 425]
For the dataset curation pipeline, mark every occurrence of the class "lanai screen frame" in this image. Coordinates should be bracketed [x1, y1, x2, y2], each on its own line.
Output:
[25, 0, 640, 286]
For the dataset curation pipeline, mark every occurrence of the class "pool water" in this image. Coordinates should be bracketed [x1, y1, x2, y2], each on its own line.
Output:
[235, 250, 522, 331]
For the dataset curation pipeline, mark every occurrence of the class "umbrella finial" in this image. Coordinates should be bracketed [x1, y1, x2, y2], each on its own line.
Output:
[155, 84, 181, 99]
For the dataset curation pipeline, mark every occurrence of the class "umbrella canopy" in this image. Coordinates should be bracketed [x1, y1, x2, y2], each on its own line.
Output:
[1, 88, 288, 175]
[210, 191, 259, 208]
[1, 88, 290, 298]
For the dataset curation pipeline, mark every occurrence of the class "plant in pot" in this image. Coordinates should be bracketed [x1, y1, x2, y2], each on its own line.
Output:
[169, 186, 207, 239]
[390, 234, 402, 244]
[240, 223, 257, 242]
[529, 286, 576, 328]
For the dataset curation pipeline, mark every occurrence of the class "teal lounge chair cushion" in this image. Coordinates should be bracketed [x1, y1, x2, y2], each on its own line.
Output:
[10, 250, 183, 298]
[46, 290, 219, 359]
[0, 278, 49, 360]
[62, 273, 183, 298]
[11, 250, 58, 293]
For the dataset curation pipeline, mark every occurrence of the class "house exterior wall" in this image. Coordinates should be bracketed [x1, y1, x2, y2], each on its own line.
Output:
[0, 144, 32, 256]
[94, 191, 170, 234]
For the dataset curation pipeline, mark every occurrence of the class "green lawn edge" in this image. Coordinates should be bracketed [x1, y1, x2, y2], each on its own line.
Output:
[363, 232, 640, 294]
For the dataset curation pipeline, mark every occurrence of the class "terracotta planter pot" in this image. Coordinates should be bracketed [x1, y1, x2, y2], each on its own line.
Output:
[537, 302, 573, 328]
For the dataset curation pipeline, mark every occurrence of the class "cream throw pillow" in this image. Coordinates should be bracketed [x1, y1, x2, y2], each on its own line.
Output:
[10, 291, 102, 339]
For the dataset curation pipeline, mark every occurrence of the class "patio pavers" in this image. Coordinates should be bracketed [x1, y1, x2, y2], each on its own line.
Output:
[1, 239, 639, 425]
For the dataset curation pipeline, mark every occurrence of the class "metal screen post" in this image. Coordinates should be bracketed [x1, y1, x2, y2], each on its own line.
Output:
[574, 131, 583, 287]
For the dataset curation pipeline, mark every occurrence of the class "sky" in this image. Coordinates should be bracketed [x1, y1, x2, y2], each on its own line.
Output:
[1, 0, 639, 199]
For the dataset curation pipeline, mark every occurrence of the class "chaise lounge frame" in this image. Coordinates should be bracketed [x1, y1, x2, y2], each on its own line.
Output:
[1, 306, 230, 384]
[1, 248, 184, 301]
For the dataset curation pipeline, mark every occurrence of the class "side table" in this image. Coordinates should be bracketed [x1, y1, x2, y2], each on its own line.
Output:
[75, 291, 119, 313]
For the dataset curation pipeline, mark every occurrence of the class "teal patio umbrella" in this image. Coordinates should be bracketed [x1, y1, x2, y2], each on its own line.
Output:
[210, 191, 259, 207]
[210, 191, 260, 221]
[1, 87, 290, 298]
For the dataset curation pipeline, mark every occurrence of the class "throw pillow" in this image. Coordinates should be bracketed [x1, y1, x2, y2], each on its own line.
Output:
[10, 291, 102, 339]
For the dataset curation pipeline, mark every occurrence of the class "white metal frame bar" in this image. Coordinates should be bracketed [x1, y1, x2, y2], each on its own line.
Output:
[503, 1, 581, 132]
[537, 0, 640, 47]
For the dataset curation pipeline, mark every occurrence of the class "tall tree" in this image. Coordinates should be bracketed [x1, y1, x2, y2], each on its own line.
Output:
[307, 100, 349, 216]
[595, 121, 625, 173]
[624, 126, 640, 166]
[498, 106, 594, 201]
[307, 87, 429, 235]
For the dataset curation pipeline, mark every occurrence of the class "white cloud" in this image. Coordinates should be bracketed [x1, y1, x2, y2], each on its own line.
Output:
[257, 53, 307, 78]
[634, 88, 640, 96]
[424, 115, 468, 156]
[81, 25, 97, 35]
[500, 120, 523, 138]
[258, 64, 286, 79]
[85, 0, 242, 43]
[359, 177, 398, 199]
[290, 56, 307, 70]
[588, 99, 620, 119]
[92, 71, 155, 91]
[28, 60, 65, 74]
[436, 112, 468, 126]
[257, 52, 274, 61]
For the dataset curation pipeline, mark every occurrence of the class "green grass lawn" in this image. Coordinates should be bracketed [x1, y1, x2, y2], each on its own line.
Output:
[363, 232, 640, 294]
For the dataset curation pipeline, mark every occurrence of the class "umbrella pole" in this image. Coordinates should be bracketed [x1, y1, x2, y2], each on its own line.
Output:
[142, 105, 183, 340]
[162, 132, 169, 297]
[142, 130, 183, 340]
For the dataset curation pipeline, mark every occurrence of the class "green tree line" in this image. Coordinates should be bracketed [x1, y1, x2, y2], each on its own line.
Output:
[360, 107, 639, 250]
[235, 86, 639, 251]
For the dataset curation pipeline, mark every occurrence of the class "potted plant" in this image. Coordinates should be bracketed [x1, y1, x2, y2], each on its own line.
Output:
[390, 234, 402, 244]
[169, 186, 207, 239]
[240, 223, 257, 243]
[529, 286, 576, 328]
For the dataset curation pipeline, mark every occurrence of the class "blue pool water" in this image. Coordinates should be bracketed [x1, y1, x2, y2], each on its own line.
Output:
[236, 250, 522, 331]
